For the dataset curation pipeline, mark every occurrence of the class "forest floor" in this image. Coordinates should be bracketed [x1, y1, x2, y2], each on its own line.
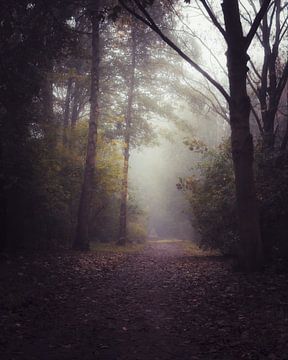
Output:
[1, 240, 288, 360]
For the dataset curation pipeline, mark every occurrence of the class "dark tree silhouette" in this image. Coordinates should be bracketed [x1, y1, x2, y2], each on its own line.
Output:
[242, 0, 288, 149]
[73, 5, 101, 250]
[118, 24, 137, 245]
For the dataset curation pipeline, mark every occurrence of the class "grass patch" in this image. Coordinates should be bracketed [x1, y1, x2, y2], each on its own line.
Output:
[90, 242, 146, 253]
[148, 239, 183, 244]
[182, 241, 221, 256]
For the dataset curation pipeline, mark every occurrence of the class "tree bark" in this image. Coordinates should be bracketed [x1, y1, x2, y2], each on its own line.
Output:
[41, 65, 56, 150]
[280, 84, 288, 150]
[118, 26, 137, 246]
[71, 80, 80, 129]
[63, 77, 73, 145]
[251, 0, 287, 150]
[222, 0, 263, 271]
[42, 71, 54, 124]
[73, 9, 100, 250]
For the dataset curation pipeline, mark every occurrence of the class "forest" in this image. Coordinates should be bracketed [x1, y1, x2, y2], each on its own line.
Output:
[0, 0, 288, 359]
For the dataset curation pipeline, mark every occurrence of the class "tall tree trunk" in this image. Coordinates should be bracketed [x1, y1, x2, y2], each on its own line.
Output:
[258, 0, 283, 150]
[118, 27, 136, 246]
[73, 9, 100, 250]
[280, 85, 288, 150]
[41, 66, 56, 149]
[63, 77, 73, 145]
[259, 0, 273, 149]
[42, 71, 54, 124]
[71, 81, 81, 129]
[280, 120, 288, 151]
[223, 0, 263, 271]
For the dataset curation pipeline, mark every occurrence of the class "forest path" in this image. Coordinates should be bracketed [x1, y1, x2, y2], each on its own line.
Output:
[1, 241, 288, 360]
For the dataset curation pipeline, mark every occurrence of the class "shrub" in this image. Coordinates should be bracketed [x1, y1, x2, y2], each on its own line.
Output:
[185, 140, 288, 258]
[127, 222, 147, 243]
[255, 150, 288, 258]
[184, 141, 238, 255]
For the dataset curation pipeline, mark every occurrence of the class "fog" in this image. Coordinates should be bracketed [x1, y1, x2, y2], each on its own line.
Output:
[129, 103, 229, 241]
[130, 137, 194, 240]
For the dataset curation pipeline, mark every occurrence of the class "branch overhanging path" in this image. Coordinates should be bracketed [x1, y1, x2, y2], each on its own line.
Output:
[118, 0, 231, 104]
[118, 0, 273, 106]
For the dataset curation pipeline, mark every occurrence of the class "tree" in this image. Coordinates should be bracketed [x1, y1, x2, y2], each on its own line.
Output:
[0, 0, 76, 250]
[63, 77, 73, 145]
[99, 13, 175, 245]
[241, 0, 288, 149]
[73, 4, 102, 250]
[119, 0, 273, 271]
[118, 24, 137, 245]
[115, 17, 161, 245]
[54, 13, 91, 140]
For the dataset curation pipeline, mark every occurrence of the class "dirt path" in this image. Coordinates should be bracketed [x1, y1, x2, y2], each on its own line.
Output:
[1, 241, 288, 360]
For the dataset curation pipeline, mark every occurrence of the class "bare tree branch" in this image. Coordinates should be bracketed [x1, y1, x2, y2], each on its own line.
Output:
[167, 4, 228, 76]
[245, 0, 272, 50]
[280, 1, 288, 11]
[179, 69, 229, 122]
[119, 0, 231, 104]
[198, 0, 227, 41]
[271, 0, 281, 55]
[251, 105, 264, 135]
[249, 59, 262, 81]
[275, 62, 288, 106]
[249, 0, 261, 17]
[239, 1, 257, 30]
[247, 73, 260, 100]
[194, 0, 217, 26]
[279, 17, 288, 43]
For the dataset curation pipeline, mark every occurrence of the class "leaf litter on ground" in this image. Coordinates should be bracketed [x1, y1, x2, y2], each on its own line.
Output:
[0, 241, 288, 360]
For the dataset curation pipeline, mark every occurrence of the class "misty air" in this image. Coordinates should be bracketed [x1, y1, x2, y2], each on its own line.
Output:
[1, 0, 288, 359]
